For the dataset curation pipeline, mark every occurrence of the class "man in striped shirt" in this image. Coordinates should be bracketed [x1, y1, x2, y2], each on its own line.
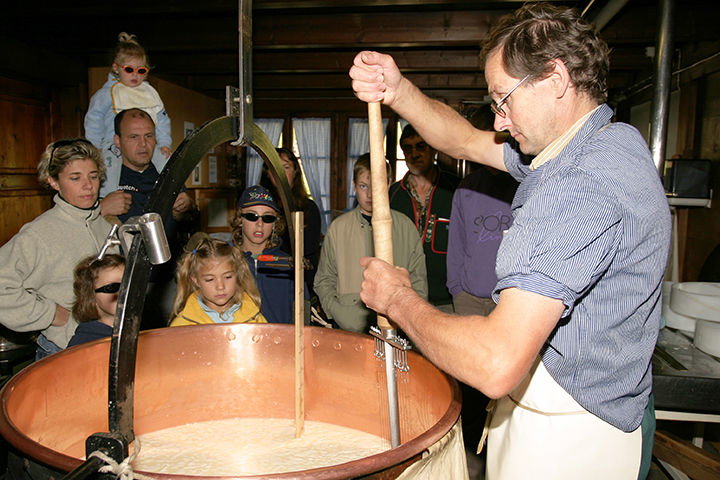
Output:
[350, 3, 670, 479]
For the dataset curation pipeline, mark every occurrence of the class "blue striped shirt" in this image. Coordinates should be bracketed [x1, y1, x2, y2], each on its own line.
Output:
[494, 104, 671, 431]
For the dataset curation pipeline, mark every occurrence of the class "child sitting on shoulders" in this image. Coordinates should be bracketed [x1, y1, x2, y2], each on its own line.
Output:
[85, 32, 172, 198]
[170, 236, 266, 326]
[68, 254, 126, 347]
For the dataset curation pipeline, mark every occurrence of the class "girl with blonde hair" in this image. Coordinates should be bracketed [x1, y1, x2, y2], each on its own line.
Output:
[170, 236, 266, 326]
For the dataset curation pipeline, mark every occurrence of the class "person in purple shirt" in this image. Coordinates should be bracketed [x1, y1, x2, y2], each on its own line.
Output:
[447, 105, 518, 317]
[446, 161, 517, 478]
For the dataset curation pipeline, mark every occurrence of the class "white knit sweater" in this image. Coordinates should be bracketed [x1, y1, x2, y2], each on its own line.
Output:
[0, 195, 114, 348]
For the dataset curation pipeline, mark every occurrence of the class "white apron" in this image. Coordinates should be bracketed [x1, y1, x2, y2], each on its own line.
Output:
[485, 357, 641, 480]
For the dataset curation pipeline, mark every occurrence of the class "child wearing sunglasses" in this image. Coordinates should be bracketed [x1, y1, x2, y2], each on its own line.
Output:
[170, 236, 266, 327]
[232, 185, 296, 324]
[68, 254, 126, 347]
[84, 31, 172, 198]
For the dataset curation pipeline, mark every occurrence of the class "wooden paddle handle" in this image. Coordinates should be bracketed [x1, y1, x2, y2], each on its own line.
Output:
[293, 210, 305, 438]
[368, 102, 394, 330]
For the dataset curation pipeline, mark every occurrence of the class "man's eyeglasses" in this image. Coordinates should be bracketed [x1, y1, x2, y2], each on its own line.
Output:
[490, 74, 531, 118]
[400, 141, 430, 154]
[95, 282, 121, 294]
[241, 212, 278, 223]
[119, 65, 149, 75]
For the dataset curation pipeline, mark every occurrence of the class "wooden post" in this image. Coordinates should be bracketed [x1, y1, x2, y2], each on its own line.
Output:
[293, 210, 305, 438]
[368, 102, 394, 330]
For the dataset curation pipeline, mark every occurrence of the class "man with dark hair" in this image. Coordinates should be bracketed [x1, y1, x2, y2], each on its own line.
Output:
[390, 124, 459, 311]
[100, 108, 192, 221]
[350, 3, 670, 478]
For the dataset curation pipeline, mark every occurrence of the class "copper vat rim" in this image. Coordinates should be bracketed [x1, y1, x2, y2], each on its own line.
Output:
[0, 324, 462, 479]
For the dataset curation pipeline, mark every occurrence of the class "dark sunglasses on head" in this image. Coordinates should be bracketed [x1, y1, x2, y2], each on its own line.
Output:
[94, 282, 121, 294]
[120, 65, 149, 75]
[241, 212, 277, 223]
[48, 138, 93, 164]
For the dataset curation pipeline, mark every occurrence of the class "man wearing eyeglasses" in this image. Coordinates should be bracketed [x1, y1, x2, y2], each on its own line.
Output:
[389, 124, 459, 313]
[350, 3, 670, 479]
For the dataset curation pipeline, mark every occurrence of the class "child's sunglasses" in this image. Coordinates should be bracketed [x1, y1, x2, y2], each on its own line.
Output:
[241, 212, 278, 223]
[94, 282, 122, 294]
[119, 65, 149, 75]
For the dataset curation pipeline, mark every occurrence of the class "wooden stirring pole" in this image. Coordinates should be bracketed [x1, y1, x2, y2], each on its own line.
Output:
[294, 210, 305, 438]
[368, 102, 401, 448]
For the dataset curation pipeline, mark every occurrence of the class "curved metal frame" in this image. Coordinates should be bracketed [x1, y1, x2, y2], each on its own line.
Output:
[108, 116, 297, 444]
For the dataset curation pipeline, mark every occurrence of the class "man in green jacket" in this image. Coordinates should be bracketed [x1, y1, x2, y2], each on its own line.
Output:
[390, 125, 460, 311]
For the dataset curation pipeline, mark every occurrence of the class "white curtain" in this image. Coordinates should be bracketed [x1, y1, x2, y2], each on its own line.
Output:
[347, 117, 388, 209]
[293, 117, 331, 232]
[395, 118, 410, 182]
[246, 118, 284, 187]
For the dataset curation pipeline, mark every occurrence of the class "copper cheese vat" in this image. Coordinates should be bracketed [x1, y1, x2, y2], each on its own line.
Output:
[0, 324, 464, 479]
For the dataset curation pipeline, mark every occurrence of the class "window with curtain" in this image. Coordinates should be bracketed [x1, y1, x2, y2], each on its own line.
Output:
[346, 117, 388, 210]
[245, 118, 284, 187]
[395, 118, 409, 182]
[293, 117, 331, 232]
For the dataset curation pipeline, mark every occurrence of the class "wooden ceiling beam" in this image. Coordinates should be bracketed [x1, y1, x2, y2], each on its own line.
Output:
[186, 67, 641, 97]
[253, 10, 503, 47]
[138, 49, 483, 76]
[18, 10, 506, 57]
[11, 0, 533, 16]
[184, 71, 487, 91]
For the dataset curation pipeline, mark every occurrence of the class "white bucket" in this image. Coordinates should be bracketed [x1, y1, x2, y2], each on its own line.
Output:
[662, 282, 695, 336]
[670, 282, 720, 356]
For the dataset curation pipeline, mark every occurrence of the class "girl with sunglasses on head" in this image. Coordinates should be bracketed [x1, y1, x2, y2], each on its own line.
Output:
[232, 185, 295, 325]
[0, 139, 116, 359]
[68, 254, 125, 347]
[84, 31, 172, 197]
[170, 236, 266, 327]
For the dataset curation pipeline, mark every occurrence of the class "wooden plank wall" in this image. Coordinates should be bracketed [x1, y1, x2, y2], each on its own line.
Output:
[0, 77, 54, 245]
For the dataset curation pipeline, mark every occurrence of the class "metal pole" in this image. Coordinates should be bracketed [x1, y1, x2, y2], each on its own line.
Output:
[238, 0, 253, 144]
[383, 330, 401, 447]
[649, 0, 675, 173]
[588, 0, 630, 30]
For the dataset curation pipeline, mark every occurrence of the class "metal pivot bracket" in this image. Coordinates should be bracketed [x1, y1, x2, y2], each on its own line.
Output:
[86, 432, 128, 464]
[118, 213, 171, 265]
[61, 432, 128, 480]
[370, 325, 412, 373]
[225, 85, 242, 118]
[96, 224, 120, 262]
